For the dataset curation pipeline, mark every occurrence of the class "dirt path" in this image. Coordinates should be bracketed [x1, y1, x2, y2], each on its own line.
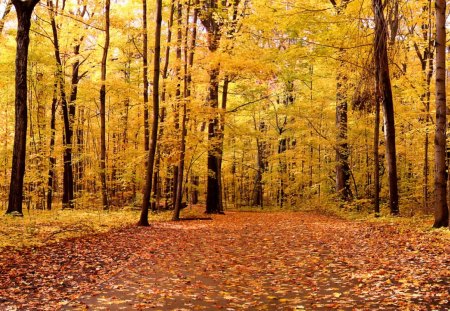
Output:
[66, 212, 449, 310]
[1, 211, 449, 310]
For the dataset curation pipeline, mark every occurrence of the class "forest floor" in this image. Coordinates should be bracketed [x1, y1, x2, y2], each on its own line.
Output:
[0, 209, 449, 310]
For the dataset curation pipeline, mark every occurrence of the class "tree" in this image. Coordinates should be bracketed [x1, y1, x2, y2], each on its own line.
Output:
[100, 0, 110, 210]
[47, 0, 75, 209]
[6, 0, 40, 215]
[139, 0, 162, 226]
[372, 0, 399, 215]
[142, 0, 150, 152]
[433, 0, 448, 228]
[173, 2, 198, 220]
[330, 0, 352, 203]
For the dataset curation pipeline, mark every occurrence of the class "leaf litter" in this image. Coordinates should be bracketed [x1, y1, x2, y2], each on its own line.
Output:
[0, 211, 449, 310]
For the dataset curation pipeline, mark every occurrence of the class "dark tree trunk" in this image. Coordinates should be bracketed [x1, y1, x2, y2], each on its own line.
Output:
[48, 0, 75, 209]
[100, 0, 110, 210]
[142, 0, 150, 151]
[7, 0, 40, 215]
[139, 0, 162, 226]
[373, 80, 380, 216]
[171, 0, 183, 209]
[252, 120, 266, 207]
[152, 1, 174, 211]
[373, 0, 399, 215]
[46, 78, 57, 210]
[217, 75, 229, 213]
[198, 0, 224, 214]
[335, 52, 352, 202]
[433, 0, 449, 228]
[205, 64, 221, 214]
[173, 4, 197, 220]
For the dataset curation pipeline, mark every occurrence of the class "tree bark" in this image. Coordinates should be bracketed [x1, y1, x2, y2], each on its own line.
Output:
[7, 0, 40, 215]
[433, 0, 449, 227]
[373, 80, 380, 216]
[151, 0, 175, 211]
[46, 77, 57, 210]
[139, 0, 162, 226]
[200, 4, 222, 214]
[100, 0, 110, 210]
[173, 4, 197, 220]
[335, 50, 352, 202]
[372, 0, 399, 215]
[47, 0, 75, 209]
[142, 0, 150, 152]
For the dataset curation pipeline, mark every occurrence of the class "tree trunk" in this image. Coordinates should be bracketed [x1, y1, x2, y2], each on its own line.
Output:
[205, 64, 221, 214]
[173, 4, 197, 220]
[372, 0, 399, 215]
[142, 0, 150, 151]
[46, 77, 57, 210]
[152, 0, 174, 211]
[139, 0, 162, 226]
[7, 0, 40, 215]
[373, 80, 380, 216]
[48, 0, 75, 209]
[433, 0, 449, 228]
[100, 0, 110, 210]
[335, 50, 352, 202]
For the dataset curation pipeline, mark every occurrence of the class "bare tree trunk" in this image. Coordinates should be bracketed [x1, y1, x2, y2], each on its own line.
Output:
[335, 50, 352, 202]
[173, 4, 197, 220]
[171, 0, 183, 209]
[48, 0, 75, 209]
[100, 0, 110, 210]
[373, 0, 399, 215]
[139, 0, 162, 226]
[152, 0, 174, 211]
[7, 0, 40, 215]
[205, 63, 221, 214]
[433, 0, 449, 227]
[142, 0, 150, 151]
[46, 77, 57, 210]
[373, 80, 380, 216]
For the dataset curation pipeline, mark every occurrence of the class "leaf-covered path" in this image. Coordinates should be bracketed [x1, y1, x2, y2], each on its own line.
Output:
[1, 211, 450, 310]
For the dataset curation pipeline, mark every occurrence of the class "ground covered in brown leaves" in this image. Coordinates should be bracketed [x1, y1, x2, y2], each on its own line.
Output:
[1, 211, 449, 310]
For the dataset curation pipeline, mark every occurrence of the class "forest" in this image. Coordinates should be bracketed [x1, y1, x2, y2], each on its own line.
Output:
[1, 0, 450, 309]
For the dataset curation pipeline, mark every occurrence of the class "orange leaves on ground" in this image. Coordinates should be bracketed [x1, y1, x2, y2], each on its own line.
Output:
[1, 211, 449, 310]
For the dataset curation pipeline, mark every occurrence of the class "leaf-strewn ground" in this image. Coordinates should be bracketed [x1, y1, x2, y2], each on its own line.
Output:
[1, 211, 449, 310]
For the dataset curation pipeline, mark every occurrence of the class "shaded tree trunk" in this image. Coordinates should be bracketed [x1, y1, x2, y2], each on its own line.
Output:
[7, 0, 40, 215]
[46, 77, 57, 210]
[139, 0, 162, 226]
[142, 0, 150, 151]
[433, 0, 449, 228]
[373, 80, 380, 216]
[48, 0, 75, 209]
[335, 51, 352, 202]
[372, 0, 399, 215]
[151, 0, 174, 211]
[100, 0, 110, 210]
[173, 4, 197, 220]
